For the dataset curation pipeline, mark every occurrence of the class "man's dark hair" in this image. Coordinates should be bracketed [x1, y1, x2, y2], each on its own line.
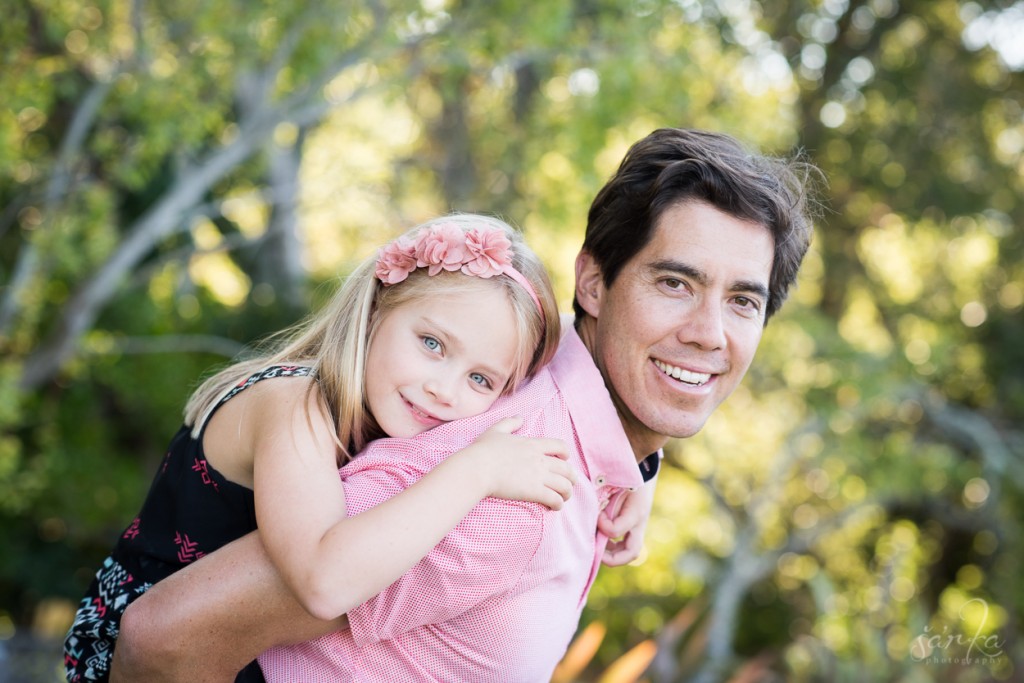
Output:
[574, 128, 820, 322]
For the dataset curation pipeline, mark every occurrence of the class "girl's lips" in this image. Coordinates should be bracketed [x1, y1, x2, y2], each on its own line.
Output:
[403, 397, 443, 426]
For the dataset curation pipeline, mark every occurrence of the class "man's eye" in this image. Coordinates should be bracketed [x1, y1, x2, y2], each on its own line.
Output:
[422, 336, 441, 352]
[663, 278, 683, 289]
[734, 296, 762, 313]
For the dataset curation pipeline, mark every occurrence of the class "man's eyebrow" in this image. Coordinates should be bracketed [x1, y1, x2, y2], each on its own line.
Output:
[648, 259, 770, 302]
[648, 259, 707, 286]
[732, 280, 770, 303]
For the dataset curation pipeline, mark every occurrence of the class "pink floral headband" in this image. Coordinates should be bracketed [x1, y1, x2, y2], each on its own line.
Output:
[374, 223, 543, 316]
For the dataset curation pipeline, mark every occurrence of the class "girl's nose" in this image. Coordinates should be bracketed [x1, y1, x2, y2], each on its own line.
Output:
[423, 374, 457, 407]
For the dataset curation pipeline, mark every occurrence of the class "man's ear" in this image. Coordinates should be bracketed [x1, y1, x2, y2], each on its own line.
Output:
[574, 250, 604, 318]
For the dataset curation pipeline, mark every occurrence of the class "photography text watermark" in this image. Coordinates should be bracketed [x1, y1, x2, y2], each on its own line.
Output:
[909, 598, 1006, 668]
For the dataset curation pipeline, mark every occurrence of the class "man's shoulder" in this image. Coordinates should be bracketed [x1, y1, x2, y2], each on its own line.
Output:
[344, 436, 434, 473]
[547, 321, 602, 394]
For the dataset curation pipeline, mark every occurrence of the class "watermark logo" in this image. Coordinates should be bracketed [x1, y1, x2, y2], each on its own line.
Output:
[909, 598, 1006, 668]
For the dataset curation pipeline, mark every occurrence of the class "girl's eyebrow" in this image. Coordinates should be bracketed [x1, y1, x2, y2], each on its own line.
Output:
[473, 359, 511, 388]
[421, 316, 459, 350]
[647, 259, 769, 302]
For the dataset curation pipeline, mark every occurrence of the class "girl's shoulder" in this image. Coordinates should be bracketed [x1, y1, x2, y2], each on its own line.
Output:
[229, 367, 324, 427]
[203, 366, 327, 485]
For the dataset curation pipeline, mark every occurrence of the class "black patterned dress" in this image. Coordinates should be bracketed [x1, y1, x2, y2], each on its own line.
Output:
[64, 365, 314, 682]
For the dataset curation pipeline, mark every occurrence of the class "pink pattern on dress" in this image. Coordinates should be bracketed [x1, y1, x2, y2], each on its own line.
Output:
[122, 518, 141, 539]
[174, 531, 205, 564]
[192, 458, 220, 491]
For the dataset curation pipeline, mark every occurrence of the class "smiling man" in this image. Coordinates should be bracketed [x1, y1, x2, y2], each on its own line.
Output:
[576, 201, 773, 450]
[112, 128, 817, 682]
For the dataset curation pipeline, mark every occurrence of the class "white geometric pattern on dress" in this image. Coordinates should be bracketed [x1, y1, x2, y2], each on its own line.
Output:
[64, 556, 149, 682]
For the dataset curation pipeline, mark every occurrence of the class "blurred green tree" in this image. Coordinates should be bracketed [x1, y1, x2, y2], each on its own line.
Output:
[568, 1, 1023, 681]
[0, 0, 424, 627]
[1, 0, 1021, 681]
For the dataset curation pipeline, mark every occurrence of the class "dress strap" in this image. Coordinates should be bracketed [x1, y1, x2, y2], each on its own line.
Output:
[216, 365, 315, 409]
[192, 365, 315, 438]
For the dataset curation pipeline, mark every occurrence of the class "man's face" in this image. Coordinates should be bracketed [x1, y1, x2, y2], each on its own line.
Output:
[575, 200, 774, 456]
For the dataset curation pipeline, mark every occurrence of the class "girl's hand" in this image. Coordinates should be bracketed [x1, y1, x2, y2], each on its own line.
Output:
[463, 417, 576, 510]
[598, 478, 656, 566]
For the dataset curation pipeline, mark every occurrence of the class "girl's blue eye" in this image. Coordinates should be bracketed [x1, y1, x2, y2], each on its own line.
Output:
[469, 372, 491, 389]
[422, 336, 441, 352]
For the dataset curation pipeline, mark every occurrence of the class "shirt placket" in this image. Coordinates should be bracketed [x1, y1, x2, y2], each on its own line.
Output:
[595, 474, 611, 512]
[578, 477, 627, 608]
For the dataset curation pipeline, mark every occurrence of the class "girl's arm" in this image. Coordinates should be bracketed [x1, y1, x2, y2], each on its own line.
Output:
[113, 532, 344, 683]
[248, 379, 575, 622]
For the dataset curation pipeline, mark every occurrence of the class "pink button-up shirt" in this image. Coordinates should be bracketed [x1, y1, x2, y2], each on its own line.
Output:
[258, 324, 643, 682]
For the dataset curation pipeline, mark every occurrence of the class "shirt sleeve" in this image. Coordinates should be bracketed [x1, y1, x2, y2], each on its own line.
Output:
[339, 449, 546, 647]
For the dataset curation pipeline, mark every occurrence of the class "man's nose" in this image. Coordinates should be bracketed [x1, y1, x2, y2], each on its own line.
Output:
[677, 296, 726, 351]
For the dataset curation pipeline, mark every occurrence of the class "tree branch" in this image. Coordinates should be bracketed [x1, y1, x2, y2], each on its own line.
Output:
[129, 231, 269, 288]
[922, 393, 1017, 483]
[15, 12, 408, 389]
[0, 79, 114, 335]
[18, 128, 264, 390]
[90, 334, 246, 358]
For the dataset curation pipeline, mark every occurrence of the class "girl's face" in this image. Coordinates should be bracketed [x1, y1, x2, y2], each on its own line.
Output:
[365, 282, 520, 438]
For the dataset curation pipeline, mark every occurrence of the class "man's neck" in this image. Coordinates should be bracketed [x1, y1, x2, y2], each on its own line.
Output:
[622, 414, 669, 464]
[575, 315, 669, 463]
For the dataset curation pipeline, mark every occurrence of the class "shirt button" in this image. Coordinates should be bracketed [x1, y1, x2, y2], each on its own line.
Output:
[595, 475, 607, 486]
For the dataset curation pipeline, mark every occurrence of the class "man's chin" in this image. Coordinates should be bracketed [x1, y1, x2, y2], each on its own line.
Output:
[662, 410, 714, 440]
[629, 412, 711, 448]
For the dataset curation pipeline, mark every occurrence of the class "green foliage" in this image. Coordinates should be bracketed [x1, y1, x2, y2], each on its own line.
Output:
[2, 0, 1022, 681]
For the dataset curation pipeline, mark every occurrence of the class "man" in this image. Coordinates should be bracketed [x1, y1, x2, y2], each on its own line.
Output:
[113, 128, 816, 681]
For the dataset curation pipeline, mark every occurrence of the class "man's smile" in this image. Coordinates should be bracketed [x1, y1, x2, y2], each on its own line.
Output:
[652, 359, 714, 386]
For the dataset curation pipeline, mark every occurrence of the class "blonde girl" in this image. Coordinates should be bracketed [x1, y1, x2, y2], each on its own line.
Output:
[65, 214, 572, 682]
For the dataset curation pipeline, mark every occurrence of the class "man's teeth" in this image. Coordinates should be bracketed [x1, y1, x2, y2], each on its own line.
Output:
[654, 360, 711, 385]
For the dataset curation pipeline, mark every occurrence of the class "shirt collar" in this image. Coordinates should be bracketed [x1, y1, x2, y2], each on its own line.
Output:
[548, 318, 644, 491]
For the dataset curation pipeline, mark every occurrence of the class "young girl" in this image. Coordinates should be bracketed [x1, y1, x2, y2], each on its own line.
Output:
[64, 214, 572, 682]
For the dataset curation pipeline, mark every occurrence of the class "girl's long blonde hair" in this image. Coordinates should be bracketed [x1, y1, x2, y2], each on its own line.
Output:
[184, 214, 560, 464]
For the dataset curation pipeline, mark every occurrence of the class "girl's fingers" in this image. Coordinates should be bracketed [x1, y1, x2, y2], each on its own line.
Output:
[545, 473, 574, 502]
[597, 509, 634, 538]
[534, 456, 576, 487]
[488, 416, 524, 434]
[522, 438, 570, 459]
[601, 532, 643, 566]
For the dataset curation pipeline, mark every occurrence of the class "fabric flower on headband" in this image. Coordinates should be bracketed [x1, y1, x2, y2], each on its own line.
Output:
[375, 223, 515, 285]
[374, 238, 418, 285]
